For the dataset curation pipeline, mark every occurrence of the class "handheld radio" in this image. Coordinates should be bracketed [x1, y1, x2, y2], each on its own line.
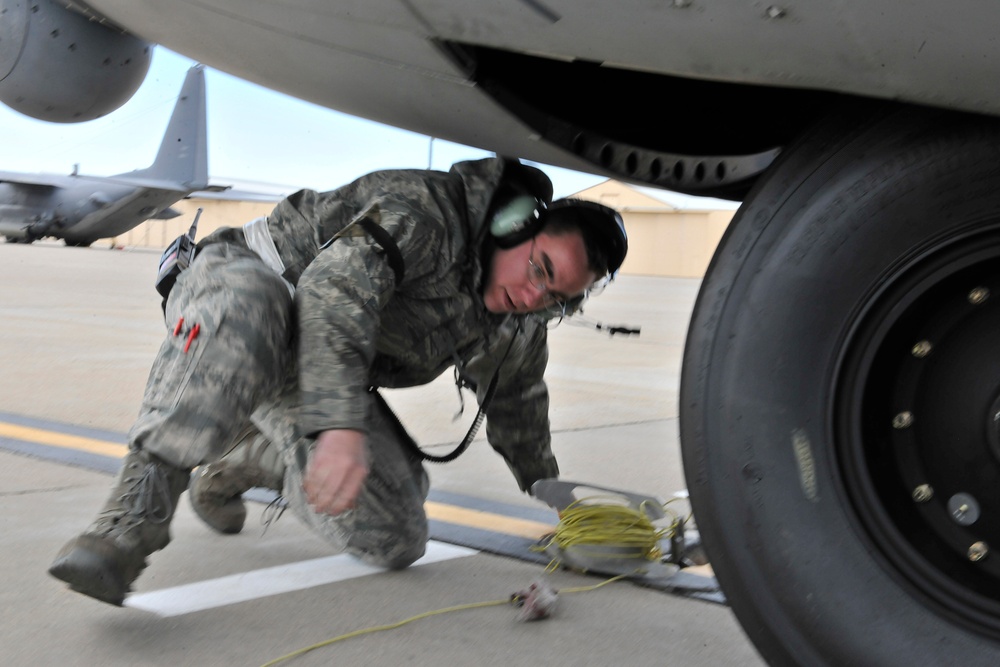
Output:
[155, 208, 202, 298]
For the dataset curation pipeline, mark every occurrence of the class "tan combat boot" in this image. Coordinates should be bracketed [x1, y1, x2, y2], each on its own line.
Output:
[48, 448, 190, 606]
[189, 427, 285, 534]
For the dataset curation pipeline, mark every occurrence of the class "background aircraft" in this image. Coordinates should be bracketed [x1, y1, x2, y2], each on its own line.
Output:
[3, 2, 1000, 664]
[0, 64, 210, 246]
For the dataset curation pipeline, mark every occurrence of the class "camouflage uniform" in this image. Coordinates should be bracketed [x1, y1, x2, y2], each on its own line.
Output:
[131, 157, 556, 566]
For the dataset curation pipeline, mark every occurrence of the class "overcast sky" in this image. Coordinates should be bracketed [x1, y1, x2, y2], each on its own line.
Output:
[0, 47, 607, 199]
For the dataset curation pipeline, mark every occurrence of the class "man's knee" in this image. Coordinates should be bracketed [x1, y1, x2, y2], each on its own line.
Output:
[341, 502, 429, 569]
[348, 531, 427, 570]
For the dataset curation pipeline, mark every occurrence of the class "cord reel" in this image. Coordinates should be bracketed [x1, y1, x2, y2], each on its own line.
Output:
[531, 479, 687, 580]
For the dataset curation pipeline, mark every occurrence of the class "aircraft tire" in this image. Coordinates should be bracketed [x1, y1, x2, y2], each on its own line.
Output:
[680, 104, 1000, 665]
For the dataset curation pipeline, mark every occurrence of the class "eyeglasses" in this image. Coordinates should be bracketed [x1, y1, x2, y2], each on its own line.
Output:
[526, 240, 570, 326]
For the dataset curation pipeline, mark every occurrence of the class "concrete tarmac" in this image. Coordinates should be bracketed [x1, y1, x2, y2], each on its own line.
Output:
[0, 241, 764, 666]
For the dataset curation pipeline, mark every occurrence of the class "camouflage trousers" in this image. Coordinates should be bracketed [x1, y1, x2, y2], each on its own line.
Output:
[129, 241, 429, 567]
[280, 393, 430, 569]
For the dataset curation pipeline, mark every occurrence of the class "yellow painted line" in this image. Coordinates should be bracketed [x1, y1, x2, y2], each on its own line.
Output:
[0, 421, 127, 458]
[0, 420, 555, 539]
[425, 500, 553, 540]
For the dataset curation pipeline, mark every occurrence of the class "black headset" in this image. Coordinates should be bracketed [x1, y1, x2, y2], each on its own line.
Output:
[488, 182, 548, 249]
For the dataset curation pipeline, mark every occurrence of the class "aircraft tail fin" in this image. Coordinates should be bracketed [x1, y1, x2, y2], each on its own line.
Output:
[127, 64, 209, 190]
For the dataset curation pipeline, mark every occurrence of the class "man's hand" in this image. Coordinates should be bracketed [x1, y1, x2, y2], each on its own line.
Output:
[303, 429, 369, 516]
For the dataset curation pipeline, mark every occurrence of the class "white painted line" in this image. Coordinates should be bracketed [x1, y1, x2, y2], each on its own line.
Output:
[125, 541, 477, 617]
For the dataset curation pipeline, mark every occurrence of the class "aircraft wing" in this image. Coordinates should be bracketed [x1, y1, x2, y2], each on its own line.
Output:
[0, 171, 64, 189]
[75, 174, 195, 192]
[188, 188, 284, 204]
[65, 184, 197, 241]
[0, 171, 194, 193]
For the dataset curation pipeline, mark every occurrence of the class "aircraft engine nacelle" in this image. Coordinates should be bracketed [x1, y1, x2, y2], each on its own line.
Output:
[0, 0, 152, 122]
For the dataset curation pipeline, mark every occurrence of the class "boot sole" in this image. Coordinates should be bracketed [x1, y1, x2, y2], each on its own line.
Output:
[48, 537, 132, 606]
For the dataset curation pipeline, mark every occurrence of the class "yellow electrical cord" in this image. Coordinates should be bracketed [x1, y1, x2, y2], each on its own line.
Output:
[259, 575, 627, 667]
[260, 496, 683, 666]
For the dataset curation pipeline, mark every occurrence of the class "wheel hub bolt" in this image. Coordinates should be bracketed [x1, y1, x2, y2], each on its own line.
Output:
[968, 287, 990, 305]
[969, 541, 989, 562]
[912, 484, 934, 503]
[893, 411, 914, 429]
[948, 493, 981, 526]
[911, 340, 933, 358]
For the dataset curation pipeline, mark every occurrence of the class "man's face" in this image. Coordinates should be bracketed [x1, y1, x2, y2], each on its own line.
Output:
[482, 230, 597, 314]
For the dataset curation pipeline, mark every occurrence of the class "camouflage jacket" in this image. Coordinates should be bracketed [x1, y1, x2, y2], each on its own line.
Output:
[255, 157, 555, 492]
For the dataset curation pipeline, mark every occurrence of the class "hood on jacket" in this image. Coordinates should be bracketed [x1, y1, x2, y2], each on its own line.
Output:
[448, 156, 554, 242]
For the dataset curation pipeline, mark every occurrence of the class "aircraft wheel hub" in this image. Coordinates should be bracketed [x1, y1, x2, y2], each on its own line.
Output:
[837, 228, 1000, 637]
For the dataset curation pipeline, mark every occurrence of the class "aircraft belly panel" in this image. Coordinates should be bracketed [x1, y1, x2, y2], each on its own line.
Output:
[79, 0, 455, 77]
[75, 1, 607, 172]
[82, 0, 1000, 129]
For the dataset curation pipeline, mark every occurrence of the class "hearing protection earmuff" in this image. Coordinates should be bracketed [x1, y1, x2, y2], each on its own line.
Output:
[488, 183, 547, 249]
